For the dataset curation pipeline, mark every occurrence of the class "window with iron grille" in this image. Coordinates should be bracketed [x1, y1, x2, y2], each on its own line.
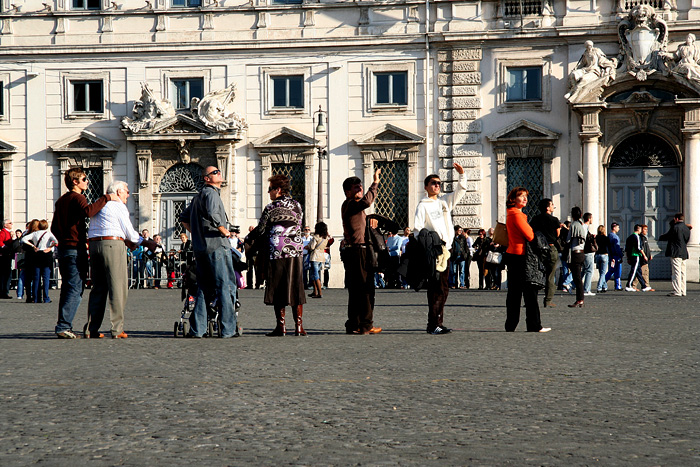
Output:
[82, 168, 103, 204]
[271, 162, 306, 221]
[506, 157, 543, 220]
[374, 160, 409, 229]
[159, 163, 205, 193]
[503, 0, 542, 16]
[170, 79, 204, 111]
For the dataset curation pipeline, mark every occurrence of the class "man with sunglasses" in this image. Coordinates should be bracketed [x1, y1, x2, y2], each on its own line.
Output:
[413, 163, 467, 334]
[51, 168, 118, 339]
[180, 166, 239, 338]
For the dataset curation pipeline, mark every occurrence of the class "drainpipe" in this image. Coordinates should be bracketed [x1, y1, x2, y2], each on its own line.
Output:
[424, 0, 431, 180]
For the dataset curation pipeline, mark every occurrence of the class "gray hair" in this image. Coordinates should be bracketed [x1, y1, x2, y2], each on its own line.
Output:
[106, 180, 128, 194]
[3, 219, 10, 228]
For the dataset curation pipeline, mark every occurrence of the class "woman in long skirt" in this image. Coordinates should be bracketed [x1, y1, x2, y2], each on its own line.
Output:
[248, 175, 307, 336]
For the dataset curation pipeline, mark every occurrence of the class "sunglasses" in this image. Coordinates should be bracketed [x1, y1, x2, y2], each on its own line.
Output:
[268, 186, 280, 193]
[430, 181, 442, 187]
[205, 169, 221, 177]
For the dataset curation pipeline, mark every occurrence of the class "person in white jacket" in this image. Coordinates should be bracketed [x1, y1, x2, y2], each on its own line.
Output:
[413, 162, 467, 334]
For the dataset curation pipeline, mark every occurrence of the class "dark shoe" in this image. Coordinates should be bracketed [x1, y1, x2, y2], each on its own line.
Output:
[428, 326, 452, 335]
[308, 293, 320, 298]
[0, 295, 12, 299]
[44, 299, 52, 303]
[568, 300, 584, 308]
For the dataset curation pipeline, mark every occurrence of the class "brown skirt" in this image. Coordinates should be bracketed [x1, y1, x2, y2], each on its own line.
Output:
[264, 256, 307, 307]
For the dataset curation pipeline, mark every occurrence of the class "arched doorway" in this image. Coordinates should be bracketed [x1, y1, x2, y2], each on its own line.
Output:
[607, 133, 680, 279]
[159, 163, 205, 251]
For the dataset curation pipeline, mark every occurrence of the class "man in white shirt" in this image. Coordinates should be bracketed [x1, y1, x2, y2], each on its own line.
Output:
[85, 181, 154, 338]
[413, 163, 467, 334]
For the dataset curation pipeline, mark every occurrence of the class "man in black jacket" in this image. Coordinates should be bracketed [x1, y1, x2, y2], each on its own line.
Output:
[530, 198, 560, 308]
[659, 213, 692, 297]
[624, 224, 650, 292]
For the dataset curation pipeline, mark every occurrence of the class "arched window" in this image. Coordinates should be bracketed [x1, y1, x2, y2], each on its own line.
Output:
[159, 163, 205, 193]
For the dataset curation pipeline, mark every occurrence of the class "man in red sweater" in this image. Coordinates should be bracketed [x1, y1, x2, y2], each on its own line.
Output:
[51, 168, 117, 339]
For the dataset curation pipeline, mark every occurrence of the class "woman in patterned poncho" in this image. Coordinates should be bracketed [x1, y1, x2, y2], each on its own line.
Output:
[248, 174, 307, 336]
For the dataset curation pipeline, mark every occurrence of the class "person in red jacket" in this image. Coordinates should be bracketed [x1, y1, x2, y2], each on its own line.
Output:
[504, 187, 551, 333]
[0, 219, 13, 299]
[51, 168, 117, 339]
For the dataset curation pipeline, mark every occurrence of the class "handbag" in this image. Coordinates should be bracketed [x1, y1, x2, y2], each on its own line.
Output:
[584, 232, 598, 253]
[486, 251, 502, 264]
[492, 222, 509, 248]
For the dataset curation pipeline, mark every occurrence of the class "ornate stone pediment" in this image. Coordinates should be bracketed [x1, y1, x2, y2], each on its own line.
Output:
[251, 127, 317, 166]
[0, 138, 18, 155]
[487, 119, 560, 143]
[50, 130, 120, 153]
[354, 124, 424, 146]
[252, 127, 316, 149]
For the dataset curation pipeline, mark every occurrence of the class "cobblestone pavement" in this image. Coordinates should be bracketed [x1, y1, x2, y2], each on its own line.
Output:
[0, 281, 698, 466]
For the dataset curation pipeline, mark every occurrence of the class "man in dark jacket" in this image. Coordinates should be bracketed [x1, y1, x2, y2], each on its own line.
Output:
[624, 224, 650, 292]
[659, 213, 692, 297]
[530, 198, 560, 308]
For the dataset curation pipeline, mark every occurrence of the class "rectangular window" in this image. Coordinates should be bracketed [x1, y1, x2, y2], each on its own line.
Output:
[506, 67, 541, 101]
[171, 78, 204, 110]
[272, 75, 304, 108]
[72, 0, 101, 10]
[172, 0, 202, 7]
[72, 81, 103, 113]
[0, 81, 4, 117]
[375, 72, 408, 106]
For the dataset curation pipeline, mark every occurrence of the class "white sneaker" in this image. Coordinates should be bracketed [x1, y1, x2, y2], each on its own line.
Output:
[625, 287, 637, 292]
[642, 287, 652, 292]
[539, 327, 552, 333]
[584, 292, 596, 296]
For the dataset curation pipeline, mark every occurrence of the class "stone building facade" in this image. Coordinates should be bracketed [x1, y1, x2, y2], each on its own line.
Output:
[1, 0, 700, 284]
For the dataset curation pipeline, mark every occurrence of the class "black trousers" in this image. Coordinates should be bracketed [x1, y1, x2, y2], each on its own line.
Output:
[343, 246, 375, 333]
[626, 256, 647, 289]
[504, 253, 542, 332]
[570, 251, 585, 302]
[426, 267, 450, 331]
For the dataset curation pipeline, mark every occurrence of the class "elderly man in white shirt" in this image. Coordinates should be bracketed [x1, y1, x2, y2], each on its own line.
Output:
[84, 180, 154, 339]
[413, 163, 467, 334]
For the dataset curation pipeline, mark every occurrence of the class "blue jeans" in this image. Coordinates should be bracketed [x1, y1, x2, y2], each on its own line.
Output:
[605, 258, 622, 289]
[309, 261, 323, 281]
[190, 247, 238, 338]
[560, 254, 572, 288]
[55, 248, 87, 333]
[582, 253, 595, 293]
[450, 260, 465, 287]
[595, 254, 609, 291]
[33, 266, 51, 303]
[17, 269, 24, 298]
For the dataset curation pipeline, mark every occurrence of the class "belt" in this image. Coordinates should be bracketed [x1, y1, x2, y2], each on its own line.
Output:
[90, 236, 124, 242]
[346, 244, 366, 248]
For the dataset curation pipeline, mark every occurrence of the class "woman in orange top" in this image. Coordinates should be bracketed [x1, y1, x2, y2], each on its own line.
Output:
[504, 187, 551, 333]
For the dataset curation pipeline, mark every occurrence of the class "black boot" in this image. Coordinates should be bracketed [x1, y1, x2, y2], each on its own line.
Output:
[266, 307, 286, 336]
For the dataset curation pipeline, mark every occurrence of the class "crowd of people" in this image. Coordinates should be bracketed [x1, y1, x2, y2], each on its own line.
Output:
[7, 163, 691, 339]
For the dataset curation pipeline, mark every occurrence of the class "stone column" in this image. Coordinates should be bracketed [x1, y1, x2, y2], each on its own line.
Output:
[304, 151, 315, 223]
[574, 103, 605, 224]
[1, 157, 12, 219]
[494, 147, 507, 223]
[677, 98, 700, 281]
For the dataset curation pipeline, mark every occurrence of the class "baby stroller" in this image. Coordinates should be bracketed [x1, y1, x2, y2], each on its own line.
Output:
[173, 259, 243, 337]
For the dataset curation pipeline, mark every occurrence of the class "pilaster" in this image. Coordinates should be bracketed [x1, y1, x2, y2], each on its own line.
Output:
[436, 47, 483, 230]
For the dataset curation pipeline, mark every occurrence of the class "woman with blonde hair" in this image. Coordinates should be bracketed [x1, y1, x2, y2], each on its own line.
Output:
[504, 187, 551, 333]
